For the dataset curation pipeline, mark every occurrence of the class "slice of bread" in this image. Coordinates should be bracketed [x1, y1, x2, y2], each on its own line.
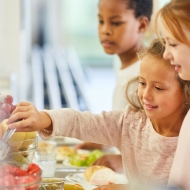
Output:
[84, 165, 115, 186]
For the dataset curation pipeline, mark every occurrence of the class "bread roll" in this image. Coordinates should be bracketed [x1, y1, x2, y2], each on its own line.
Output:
[84, 165, 115, 186]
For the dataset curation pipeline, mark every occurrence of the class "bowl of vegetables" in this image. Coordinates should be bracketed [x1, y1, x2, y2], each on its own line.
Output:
[0, 161, 42, 189]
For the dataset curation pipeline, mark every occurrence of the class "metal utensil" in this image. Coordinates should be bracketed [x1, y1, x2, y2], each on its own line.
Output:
[0, 128, 16, 160]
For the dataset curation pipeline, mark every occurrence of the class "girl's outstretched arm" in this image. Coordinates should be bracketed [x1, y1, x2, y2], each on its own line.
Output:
[7, 102, 52, 132]
[6, 101, 125, 149]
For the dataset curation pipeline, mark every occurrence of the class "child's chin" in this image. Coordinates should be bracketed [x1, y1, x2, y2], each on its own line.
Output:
[104, 49, 116, 55]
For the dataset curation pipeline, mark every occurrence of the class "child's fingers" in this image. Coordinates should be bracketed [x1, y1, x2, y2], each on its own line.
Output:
[8, 118, 35, 132]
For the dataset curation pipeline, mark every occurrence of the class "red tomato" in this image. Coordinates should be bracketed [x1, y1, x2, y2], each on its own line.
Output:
[27, 163, 41, 174]
[15, 168, 27, 176]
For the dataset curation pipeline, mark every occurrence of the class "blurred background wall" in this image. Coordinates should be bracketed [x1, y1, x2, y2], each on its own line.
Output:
[0, 0, 170, 113]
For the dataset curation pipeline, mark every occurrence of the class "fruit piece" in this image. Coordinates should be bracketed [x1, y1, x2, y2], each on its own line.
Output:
[8, 131, 26, 150]
[1, 103, 11, 113]
[27, 163, 41, 174]
[0, 119, 26, 150]
[20, 131, 37, 150]
[25, 131, 37, 140]
[0, 110, 6, 122]
[0, 102, 3, 107]
[6, 154, 29, 164]
[4, 95, 13, 104]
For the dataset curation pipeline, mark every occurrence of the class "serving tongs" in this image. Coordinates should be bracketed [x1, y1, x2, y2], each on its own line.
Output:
[0, 128, 16, 160]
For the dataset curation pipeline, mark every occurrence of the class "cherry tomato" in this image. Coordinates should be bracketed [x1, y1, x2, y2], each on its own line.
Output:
[27, 163, 41, 174]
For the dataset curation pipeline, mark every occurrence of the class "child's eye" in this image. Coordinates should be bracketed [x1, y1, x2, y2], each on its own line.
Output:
[155, 87, 164, 91]
[169, 43, 176, 47]
[139, 81, 145, 86]
[111, 22, 122, 26]
[99, 20, 104, 25]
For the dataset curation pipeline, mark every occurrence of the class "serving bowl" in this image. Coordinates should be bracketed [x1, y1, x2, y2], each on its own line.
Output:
[39, 178, 84, 190]
[5, 147, 36, 164]
[39, 177, 65, 190]
[4, 135, 38, 164]
[8, 136, 38, 151]
[0, 161, 42, 190]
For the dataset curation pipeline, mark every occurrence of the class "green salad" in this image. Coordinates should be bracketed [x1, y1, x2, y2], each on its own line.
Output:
[69, 149, 104, 167]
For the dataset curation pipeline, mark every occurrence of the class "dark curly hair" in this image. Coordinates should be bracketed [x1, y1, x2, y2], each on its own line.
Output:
[123, 0, 153, 21]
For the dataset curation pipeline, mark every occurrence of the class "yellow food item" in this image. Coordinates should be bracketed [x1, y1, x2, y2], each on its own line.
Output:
[0, 119, 37, 150]
[25, 131, 37, 140]
[6, 154, 29, 164]
[0, 119, 26, 150]
[84, 165, 115, 186]
[64, 184, 84, 190]
[20, 131, 37, 149]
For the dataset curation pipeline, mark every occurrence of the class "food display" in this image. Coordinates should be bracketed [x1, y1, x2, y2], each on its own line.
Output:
[0, 95, 38, 164]
[84, 165, 115, 186]
[0, 162, 42, 189]
[0, 95, 16, 123]
[39, 177, 65, 190]
[40, 178, 84, 190]
[64, 183, 84, 190]
[56, 146, 77, 161]
[69, 149, 104, 167]
[56, 145, 104, 166]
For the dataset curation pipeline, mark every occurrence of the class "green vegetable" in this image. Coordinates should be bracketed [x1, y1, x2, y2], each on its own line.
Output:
[69, 149, 104, 167]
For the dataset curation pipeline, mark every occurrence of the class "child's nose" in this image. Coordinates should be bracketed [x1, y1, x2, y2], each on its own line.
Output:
[101, 25, 112, 35]
[163, 47, 172, 61]
[143, 88, 153, 100]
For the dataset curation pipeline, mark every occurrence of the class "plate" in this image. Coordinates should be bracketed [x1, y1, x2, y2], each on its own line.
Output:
[56, 147, 89, 163]
[65, 172, 128, 190]
[62, 158, 88, 169]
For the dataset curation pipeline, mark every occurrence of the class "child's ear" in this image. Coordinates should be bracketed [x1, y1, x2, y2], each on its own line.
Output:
[138, 16, 149, 33]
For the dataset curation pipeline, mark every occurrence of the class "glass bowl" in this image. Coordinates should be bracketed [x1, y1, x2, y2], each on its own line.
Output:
[5, 148, 36, 164]
[8, 136, 38, 151]
[39, 177, 65, 190]
[0, 161, 42, 190]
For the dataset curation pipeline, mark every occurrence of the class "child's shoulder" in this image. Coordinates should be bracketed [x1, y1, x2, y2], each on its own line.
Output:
[123, 105, 147, 124]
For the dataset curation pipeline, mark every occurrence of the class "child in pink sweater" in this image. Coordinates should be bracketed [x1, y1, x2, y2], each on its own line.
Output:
[7, 39, 190, 189]
[156, 1, 190, 189]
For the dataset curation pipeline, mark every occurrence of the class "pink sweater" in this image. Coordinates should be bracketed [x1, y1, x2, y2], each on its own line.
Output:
[168, 110, 190, 190]
[39, 105, 178, 186]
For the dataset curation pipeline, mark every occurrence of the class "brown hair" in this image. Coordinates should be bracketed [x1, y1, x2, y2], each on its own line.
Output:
[155, 0, 190, 46]
[125, 38, 190, 112]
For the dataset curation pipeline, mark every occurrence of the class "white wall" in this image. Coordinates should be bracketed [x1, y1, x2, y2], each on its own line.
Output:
[0, 0, 20, 97]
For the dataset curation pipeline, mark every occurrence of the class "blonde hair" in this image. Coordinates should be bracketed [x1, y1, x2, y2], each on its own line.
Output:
[125, 38, 190, 113]
[155, 0, 190, 47]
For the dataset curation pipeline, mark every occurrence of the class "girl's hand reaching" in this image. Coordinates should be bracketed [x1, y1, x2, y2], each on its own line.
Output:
[6, 102, 52, 132]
